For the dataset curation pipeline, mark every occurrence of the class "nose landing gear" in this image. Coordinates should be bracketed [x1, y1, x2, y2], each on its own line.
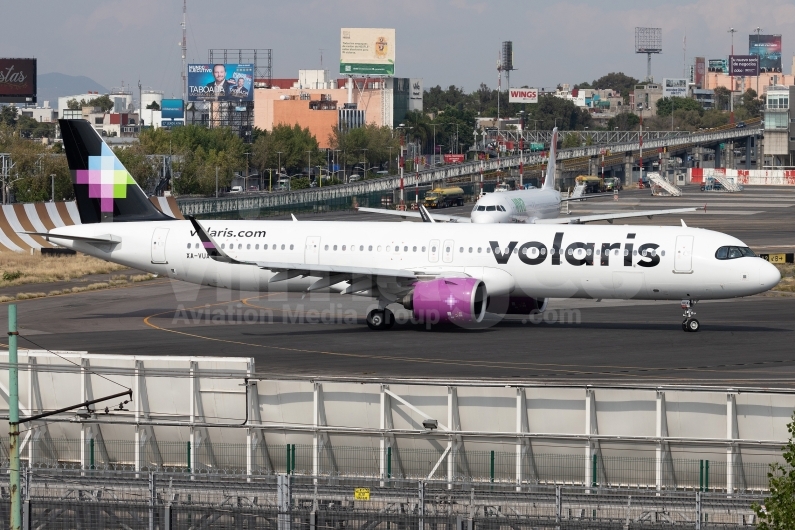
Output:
[681, 300, 700, 332]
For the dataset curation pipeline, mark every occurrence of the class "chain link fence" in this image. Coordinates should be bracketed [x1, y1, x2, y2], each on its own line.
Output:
[0, 467, 766, 529]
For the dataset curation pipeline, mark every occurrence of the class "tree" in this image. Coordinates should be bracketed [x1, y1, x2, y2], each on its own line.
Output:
[80, 94, 114, 113]
[66, 98, 80, 110]
[530, 95, 592, 131]
[753, 413, 795, 529]
[656, 97, 704, 117]
[562, 132, 582, 148]
[577, 73, 639, 102]
[0, 105, 18, 126]
[328, 123, 399, 175]
[146, 100, 161, 110]
[607, 112, 640, 131]
[714, 87, 731, 111]
[737, 89, 763, 118]
[251, 124, 321, 176]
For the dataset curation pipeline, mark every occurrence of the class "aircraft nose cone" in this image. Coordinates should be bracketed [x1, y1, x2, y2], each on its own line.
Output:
[759, 260, 781, 291]
[471, 214, 493, 224]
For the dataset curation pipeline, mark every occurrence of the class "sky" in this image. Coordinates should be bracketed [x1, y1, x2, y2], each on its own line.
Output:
[5, 0, 795, 98]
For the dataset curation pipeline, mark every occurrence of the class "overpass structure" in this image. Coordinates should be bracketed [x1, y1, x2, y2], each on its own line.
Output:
[2, 351, 789, 493]
[174, 122, 760, 217]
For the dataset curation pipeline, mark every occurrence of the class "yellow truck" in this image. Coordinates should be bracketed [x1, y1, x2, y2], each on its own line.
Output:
[575, 175, 605, 194]
[423, 187, 465, 208]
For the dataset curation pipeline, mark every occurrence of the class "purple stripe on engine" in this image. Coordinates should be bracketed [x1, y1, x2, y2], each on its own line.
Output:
[202, 241, 215, 249]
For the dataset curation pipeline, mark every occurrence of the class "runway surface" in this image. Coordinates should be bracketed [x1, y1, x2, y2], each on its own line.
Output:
[3, 184, 794, 387]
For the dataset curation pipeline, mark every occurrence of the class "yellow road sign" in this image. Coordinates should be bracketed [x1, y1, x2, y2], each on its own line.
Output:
[764, 253, 787, 264]
[354, 488, 370, 500]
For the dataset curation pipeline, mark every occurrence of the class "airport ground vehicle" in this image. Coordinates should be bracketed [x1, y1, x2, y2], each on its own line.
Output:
[575, 175, 605, 194]
[603, 177, 623, 191]
[423, 187, 465, 208]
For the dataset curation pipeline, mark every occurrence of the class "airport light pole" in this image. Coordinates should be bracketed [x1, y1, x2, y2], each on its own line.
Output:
[50, 173, 55, 202]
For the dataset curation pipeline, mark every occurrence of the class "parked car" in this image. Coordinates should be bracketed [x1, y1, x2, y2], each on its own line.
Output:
[230, 186, 243, 193]
[735, 121, 746, 129]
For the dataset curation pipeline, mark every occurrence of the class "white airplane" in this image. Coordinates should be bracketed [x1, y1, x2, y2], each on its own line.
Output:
[26, 119, 780, 333]
[359, 127, 699, 224]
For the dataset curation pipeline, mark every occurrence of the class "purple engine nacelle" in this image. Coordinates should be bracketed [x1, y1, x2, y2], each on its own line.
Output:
[402, 278, 487, 323]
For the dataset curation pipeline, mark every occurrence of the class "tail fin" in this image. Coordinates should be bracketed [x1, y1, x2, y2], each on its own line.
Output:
[59, 119, 173, 223]
[543, 127, 558, 190]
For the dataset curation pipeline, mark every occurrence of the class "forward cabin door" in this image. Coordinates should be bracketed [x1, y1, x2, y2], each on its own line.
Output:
[305, 236, 321, 265]
[151, 227, 169, 264]
[674, 235, 694, 272]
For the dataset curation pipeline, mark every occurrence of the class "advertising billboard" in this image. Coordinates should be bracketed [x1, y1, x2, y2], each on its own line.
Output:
[161, 99, 184, 119]
[694, 57, 705, 87]
[187, 64, 254, 102]
[340, 28, 395, 75]
[749, 34, 782, 72]
[508, 88, 539, 104]
[443, 154, 465, 164]
[729, 55, 760, 76]
[708, 59, 727, 73]
[662, 78, 688, 98]
[0, 58, 36, 103]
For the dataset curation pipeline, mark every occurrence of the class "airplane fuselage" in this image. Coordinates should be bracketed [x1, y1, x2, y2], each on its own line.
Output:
[471, 188, 561, 223]
[50, 219, 780, 302]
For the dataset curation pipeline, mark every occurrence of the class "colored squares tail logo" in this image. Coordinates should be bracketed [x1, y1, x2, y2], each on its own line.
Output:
[75, 144, 136, 212]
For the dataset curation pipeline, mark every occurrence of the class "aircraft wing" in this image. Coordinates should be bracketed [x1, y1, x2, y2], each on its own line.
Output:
[533, 207, 702, 224]
[358, 207, 471, 223]
[187, 217, 420, 292]
[560, 193, 621, 202]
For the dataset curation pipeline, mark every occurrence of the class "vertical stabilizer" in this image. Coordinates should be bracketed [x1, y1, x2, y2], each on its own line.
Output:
[59, 119, 172, 223]
[543, 127, 558, 190]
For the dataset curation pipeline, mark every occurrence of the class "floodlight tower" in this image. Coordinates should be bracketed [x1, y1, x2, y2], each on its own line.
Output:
[635, 27, 662, 82]
[501, 41, 514, 91]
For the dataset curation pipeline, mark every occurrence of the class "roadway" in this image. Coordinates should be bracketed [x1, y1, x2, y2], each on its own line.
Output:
[3, 186, 794, 386]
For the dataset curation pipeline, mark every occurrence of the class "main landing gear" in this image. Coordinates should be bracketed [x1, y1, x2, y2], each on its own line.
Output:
[367, 308, 395, 331]
[681, 300, 700, 332]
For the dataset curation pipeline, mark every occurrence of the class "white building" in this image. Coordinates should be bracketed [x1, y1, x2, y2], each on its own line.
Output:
[16, 101, 57, 122]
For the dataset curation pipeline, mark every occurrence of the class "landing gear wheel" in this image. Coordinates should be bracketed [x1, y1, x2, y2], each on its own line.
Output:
[685, 318, 700, 332]
[367, 309, 385, 330]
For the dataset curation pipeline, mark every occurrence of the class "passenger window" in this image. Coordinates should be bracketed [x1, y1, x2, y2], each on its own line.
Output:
[404, 246, 408, 252]
[413, 246, 417, 252]
[325, 245, 329, 251]
[290, 244, 294, 250]
[586, 249, 591, 256]
[477, 247, 482, 253]
[378, 246, 382, 251]
[486, 247, 491, 253]
[342, 245, 346, 251]
[446, 247, 451, 253]
[264, 244, 268, 250]
[469, 247, 473, 253]
[661, 250, 665, 256]
[623, 249, 628, 256]
[595, 249, 600, 255]
[238, 244, 242, 250]
[360, 245, 364, 251]
[633, 250, 637, 256]
[256, 244, 259, 250]
[333, 245, 337, 251]
[187, 243, 191, 249]
[221, 244, 225, 249]
[459, 247, 464, 253]
[422, 247, 426, 252]
[281, 244, 285, 250]
[368, 245, 373, 251]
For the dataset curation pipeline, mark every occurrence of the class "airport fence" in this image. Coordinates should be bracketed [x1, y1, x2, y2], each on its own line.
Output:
[0, 466, 767, 529]
[1, 439, 780, 494]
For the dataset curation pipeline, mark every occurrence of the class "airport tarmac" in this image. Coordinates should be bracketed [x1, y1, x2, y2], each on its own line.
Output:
[2, 184, 794, 386]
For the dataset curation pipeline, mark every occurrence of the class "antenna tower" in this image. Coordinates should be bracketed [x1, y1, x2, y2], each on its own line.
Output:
[181, 0, 187, 100]
[635, 27, 662, 82]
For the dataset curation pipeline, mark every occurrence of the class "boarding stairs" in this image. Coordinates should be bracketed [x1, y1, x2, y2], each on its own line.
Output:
[713, 173, 742, 192]
[648, 172, 682, 197]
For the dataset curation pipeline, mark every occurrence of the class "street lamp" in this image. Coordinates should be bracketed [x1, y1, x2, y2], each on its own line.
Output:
[276, 151, 284, 191]
[49, 174, 55, 202]
[359, 148, 368, 178]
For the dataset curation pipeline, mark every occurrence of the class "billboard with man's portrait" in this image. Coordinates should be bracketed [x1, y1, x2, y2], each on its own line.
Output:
[187, 64, 254, 102]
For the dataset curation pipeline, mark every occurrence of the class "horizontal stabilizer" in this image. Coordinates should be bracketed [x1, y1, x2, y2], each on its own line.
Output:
[22, 232, 121, 244]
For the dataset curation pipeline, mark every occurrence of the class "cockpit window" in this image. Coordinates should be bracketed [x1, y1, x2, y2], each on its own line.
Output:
[715, 246, 756, 260]
[497, 205, 506, 211]
[486, 205, 496, 211]
[476, 206, 486, 211]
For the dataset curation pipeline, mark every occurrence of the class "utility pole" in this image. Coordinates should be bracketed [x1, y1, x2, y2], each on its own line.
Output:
[50, 173, 55, 202]
[181, 0, 187, 101]
[9, 304, 20, 530]
[754, 27, 762, 97]
[215, 166, 219, 198]
[728, 27, 737, 124]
